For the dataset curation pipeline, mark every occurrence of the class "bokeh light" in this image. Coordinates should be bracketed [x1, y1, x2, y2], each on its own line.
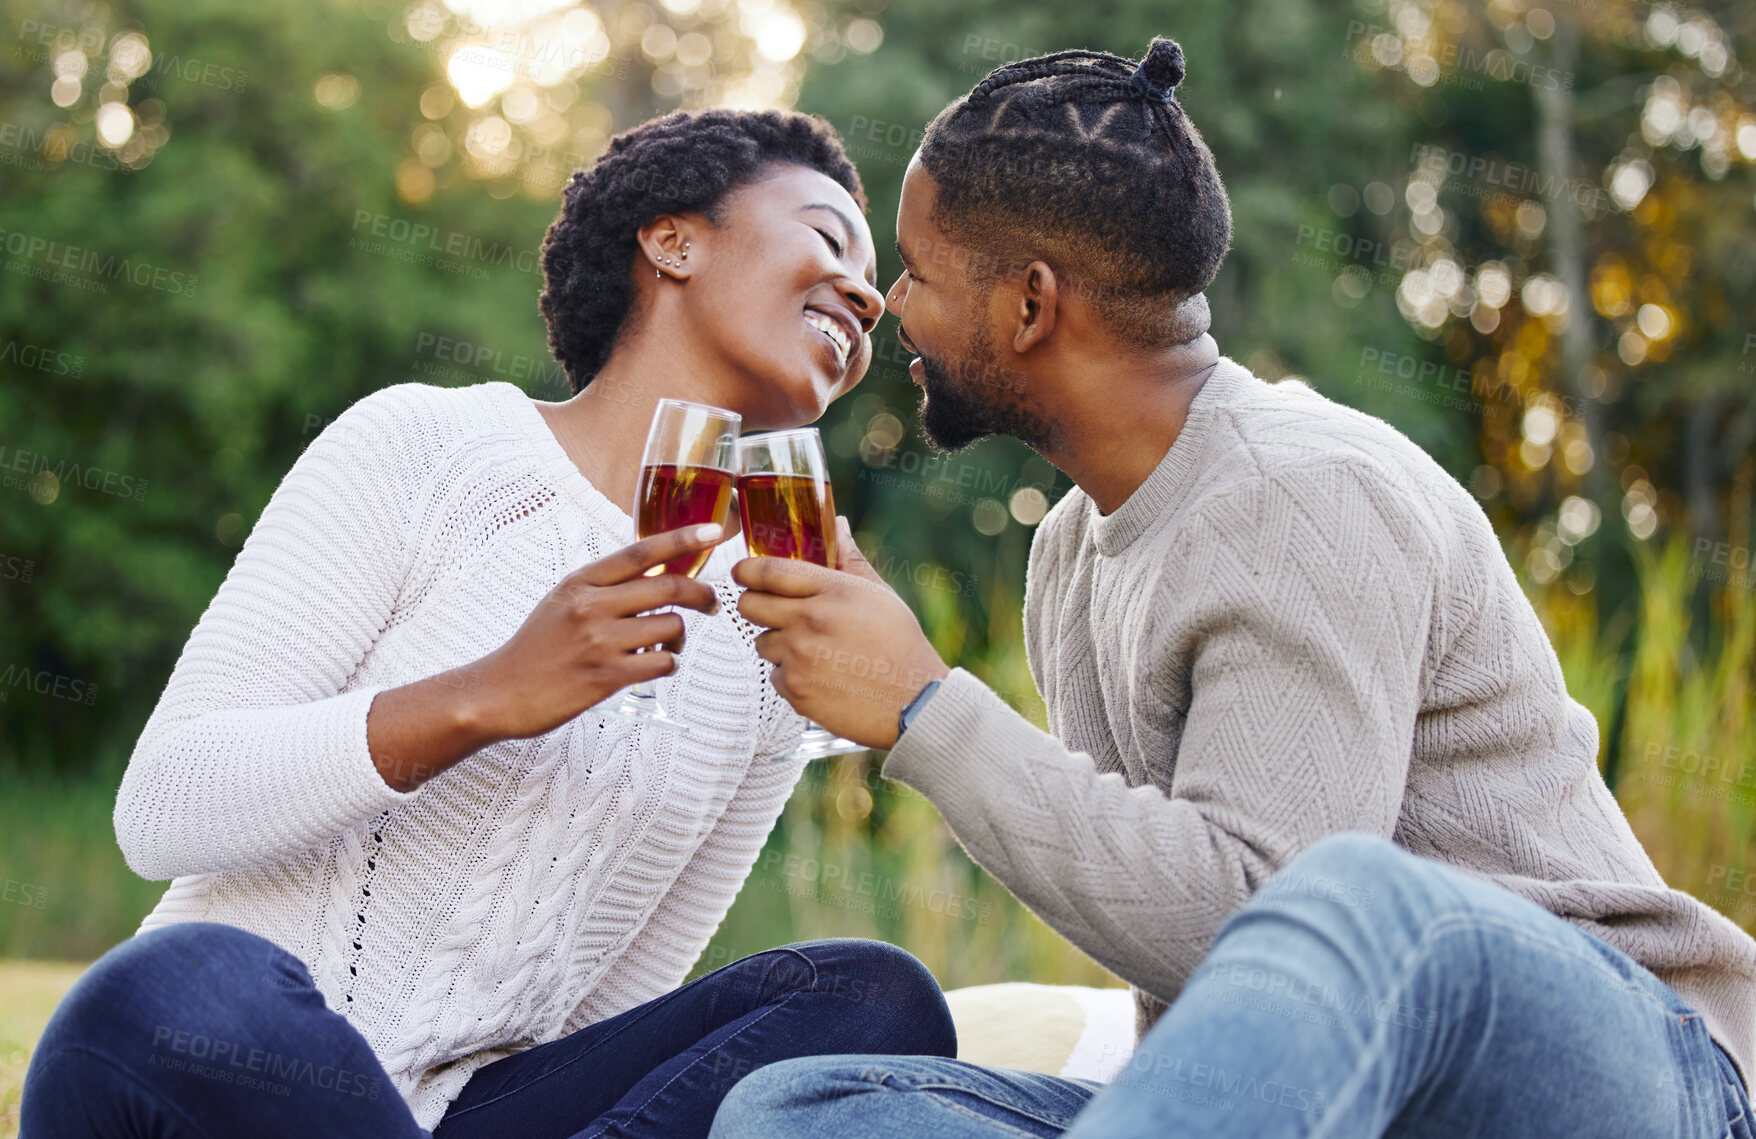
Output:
[845, 18, 883, 54]
[972, 498, 1009, 535]
[1009, 487, 1049, 526]
[401, 0, 817, 189]
[314, 73, 361, 110]
[447, 46, 518, 107]
[94, 102, 134, 147]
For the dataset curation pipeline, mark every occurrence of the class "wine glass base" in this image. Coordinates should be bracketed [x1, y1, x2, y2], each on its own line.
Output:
[767, 728, 868, 762]
[591, 691, 693, 733]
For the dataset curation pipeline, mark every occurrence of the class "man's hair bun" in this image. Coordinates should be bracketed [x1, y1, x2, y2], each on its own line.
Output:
[1136, 37, 1186, 98]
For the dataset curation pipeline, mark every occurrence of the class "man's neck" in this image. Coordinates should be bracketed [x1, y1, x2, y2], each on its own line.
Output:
[1038, 333, 1221, 516]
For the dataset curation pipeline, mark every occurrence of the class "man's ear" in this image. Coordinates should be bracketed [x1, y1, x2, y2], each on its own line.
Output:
[1010, 260, 1059, 353]
[636, 214, 699, 280]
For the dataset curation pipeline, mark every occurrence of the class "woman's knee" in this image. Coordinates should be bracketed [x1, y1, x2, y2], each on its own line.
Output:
[781, 940, 956, 1057]
[40, 922, 307, 1049]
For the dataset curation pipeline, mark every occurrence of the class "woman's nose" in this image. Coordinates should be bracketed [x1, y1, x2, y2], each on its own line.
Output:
[843, 278, 886, 334]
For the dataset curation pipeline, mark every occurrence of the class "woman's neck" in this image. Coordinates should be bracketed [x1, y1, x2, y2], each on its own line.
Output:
[534, 330, 736, 516]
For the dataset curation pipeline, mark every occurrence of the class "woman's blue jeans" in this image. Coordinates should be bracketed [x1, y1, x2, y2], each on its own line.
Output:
[22, 926, 955, 1138]
[713, 833, 1754, 1139]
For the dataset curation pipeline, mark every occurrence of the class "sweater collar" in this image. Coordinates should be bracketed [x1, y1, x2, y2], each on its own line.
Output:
[498, 383, 639, 541]
[1089, 357, 1244, 557]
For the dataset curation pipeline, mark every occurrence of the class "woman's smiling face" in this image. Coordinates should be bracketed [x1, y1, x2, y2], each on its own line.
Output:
[668, 163, 884, 431]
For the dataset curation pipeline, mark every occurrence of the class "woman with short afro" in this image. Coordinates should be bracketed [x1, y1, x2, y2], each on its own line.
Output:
[25, 108, 953, 1139]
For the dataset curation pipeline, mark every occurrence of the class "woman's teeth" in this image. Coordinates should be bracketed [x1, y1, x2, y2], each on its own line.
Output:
[804, 311, 850, 366]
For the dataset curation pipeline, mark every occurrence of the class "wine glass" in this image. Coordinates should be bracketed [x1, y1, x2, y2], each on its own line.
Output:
[738, 427, 869, 762]
[591, 398, 740, 732]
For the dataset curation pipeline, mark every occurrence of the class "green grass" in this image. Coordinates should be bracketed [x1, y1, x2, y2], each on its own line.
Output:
[0, 770, 166, 961]
[1598, 537, 1756, 916]
[0, 960, 87, 1138]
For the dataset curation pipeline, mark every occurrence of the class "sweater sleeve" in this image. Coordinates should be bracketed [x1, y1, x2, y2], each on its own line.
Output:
[114, 389, 436, 881]
[881, 463, 1438, 1005]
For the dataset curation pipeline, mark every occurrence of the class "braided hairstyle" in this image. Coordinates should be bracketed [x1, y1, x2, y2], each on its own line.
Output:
[918, 37, 1231, 347]
[540, 109, 866, 394]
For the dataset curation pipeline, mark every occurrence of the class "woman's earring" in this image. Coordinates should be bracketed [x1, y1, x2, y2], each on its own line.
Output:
[656, 244, 689, 276]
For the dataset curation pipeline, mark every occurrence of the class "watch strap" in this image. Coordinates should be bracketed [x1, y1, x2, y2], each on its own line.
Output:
[896, 677, 944, 743]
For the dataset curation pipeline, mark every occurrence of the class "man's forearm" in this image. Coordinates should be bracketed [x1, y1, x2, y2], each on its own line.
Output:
[879, 669, 1223, 999]
[880, 668, 1407, 1006]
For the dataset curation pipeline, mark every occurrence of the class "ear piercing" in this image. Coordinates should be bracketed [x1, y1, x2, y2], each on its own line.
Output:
[656, 242, 691, 278]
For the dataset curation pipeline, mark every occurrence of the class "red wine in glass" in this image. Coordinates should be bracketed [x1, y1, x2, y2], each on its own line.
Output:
[737, 472, 837, 567]
[591, 399, 740, 733]
[737, 428, 867, 762]
[637, 464, 736, 578]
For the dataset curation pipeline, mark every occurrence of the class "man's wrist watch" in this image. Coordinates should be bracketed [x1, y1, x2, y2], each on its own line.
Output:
[895, 678, 944, 743]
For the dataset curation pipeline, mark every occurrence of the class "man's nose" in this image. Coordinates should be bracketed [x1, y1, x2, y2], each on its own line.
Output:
[884, 274, 909, 320]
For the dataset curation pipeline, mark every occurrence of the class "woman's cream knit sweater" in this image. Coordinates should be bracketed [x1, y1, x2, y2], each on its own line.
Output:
[114, 381, 806, 1128]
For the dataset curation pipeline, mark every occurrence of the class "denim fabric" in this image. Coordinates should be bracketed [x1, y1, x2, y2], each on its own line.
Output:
[712, 834, 1753, 1139]
[23, 924, 954, 1139]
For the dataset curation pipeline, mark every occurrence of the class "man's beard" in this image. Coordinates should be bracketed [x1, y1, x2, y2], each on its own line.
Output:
[915, 324, 1053, 453]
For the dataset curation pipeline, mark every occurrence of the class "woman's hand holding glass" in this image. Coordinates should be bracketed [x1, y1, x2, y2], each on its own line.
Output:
[464, 525, 730, 740]
[590, 398, 742, 730]
[366, 525, 729, 791]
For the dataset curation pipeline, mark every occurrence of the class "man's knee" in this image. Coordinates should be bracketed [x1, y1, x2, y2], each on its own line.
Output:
[1218, 833, 1490, 969]
[712, 1057, 807, 1131]
[1262, 832, 1431, 912]
[711, 1056, 892, 1137]
[1211, 834, 1431, 956]
[1291, 831, 1401, 874]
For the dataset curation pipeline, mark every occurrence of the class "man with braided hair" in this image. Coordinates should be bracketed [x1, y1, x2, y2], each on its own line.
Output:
[721, 37, 1756, 1139]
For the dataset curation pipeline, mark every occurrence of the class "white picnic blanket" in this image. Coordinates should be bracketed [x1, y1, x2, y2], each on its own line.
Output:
[944, 982, 1137, 1082]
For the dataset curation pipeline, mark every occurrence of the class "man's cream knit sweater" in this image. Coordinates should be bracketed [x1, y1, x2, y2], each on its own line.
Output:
[884, 357, 1756, 1086]
[114, 382, 806, 1128]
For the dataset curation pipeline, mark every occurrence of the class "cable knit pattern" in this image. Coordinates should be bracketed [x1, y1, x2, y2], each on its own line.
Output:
[883, 357, 1756, 1091]
[113, 381, 807, 1129]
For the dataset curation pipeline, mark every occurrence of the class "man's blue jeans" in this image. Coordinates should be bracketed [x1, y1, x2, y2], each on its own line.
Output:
[712, 833, 1753, 1139]
[22, 926, 955, 1138]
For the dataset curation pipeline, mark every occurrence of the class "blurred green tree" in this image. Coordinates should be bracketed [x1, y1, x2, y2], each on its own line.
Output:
[2, 0, 560, 774]
[3, 0, 1751, 792]
[1326, 0, 1755, 782]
